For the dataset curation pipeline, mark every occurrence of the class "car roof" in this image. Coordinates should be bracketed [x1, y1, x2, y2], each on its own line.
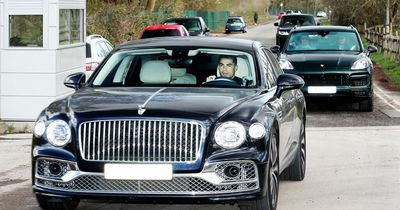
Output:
[165, 17, 203, 21]
[143, 24, 183, 31]
[282, 14, 314, 18]
[291, 25, 357, 32]
[118, 37, 258, 52]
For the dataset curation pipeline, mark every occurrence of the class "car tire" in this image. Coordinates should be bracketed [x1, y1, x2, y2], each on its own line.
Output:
[225, 30, 231, 34]
[239, 127, 279, 210]
[275, 38, 280, 46]
[281, 117, 306, 181]
[36, 194, 80, 210]
[359, 98, 373, 112]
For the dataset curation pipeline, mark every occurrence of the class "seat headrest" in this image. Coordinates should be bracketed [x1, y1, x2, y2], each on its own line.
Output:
[171, 67, 187, 77]
[140, 60, 171, 84]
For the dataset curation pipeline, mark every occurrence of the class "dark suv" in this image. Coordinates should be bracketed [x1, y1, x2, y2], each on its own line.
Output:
[163, 17, 210, 36]
[274, 14, 317, 48]
[276, 26, 378, 111]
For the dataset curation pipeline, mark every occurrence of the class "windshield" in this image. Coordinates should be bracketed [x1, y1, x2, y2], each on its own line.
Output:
[91, 48, 257, 88]
[141, 29, 180, 38]
[164, 19, 201, 33]
[227, 18, 242, 24]
[286, 31, 362, 52]
[281, 16, 315, 27]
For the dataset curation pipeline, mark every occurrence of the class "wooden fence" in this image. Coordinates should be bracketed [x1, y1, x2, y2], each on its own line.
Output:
[365, 24, 400, 60]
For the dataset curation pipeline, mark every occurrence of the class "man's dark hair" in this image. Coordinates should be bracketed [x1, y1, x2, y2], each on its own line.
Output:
[219, 55, 237, 65]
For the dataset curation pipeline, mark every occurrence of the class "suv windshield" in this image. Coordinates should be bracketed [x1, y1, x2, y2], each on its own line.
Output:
[286, 31, 362, 52]
[141, 30, 180, 39]
[227, 18, 242, 24]
[281, 16, 315, 27]
[164, 19, 201, 33]
[91, 48, 257, 88]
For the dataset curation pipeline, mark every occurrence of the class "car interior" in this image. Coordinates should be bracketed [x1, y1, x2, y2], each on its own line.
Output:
[91, 48, 256, 88]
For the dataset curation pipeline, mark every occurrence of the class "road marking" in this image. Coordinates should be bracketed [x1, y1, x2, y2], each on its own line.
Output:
[374, 84, 400, 112]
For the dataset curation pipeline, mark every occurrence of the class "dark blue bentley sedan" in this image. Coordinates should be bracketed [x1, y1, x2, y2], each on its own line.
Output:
[32, 37, 306, 210]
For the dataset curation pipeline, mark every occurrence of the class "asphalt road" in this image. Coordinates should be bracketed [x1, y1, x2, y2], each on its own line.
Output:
[1, 22, 400, 210]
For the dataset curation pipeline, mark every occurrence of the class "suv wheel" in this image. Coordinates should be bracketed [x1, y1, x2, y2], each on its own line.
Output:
[359, 97, 373, 112]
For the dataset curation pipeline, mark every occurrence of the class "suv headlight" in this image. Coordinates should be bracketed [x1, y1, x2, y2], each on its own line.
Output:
[351, 58, 369, 70]
[279, 59, 294, 70]
[278, 31, 289, 35]
[215, 121, 246, 149]
[46, 120, 71, 147]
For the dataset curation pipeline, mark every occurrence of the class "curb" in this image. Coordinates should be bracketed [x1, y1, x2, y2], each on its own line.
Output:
[0, 133, 32, 140]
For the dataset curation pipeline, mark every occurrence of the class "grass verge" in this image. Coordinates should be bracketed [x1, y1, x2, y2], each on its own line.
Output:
[363, 38, 400, 87]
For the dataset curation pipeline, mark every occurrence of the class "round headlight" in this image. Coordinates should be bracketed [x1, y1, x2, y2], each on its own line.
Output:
[34, 120, 46, 137]
[46, 120, 71, 147]
[249, 123, 266, 139]
[215, 121, 246, 149]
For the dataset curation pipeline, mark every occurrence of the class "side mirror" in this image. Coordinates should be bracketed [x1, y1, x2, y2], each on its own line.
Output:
[274, 73, 304, 98]
[317, 22, 321, 26]
[366, 45, 377, 56]
[64, 72, 86, 90]
[274, 22, 279, 27]
[205, 28, 210, 32]
[270, 45, 280, 54]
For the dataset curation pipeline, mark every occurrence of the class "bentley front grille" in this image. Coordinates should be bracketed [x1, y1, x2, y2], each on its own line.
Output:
[79, 119, 204, 163]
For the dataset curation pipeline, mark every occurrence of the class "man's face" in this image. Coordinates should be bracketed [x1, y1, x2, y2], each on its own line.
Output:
[218, 58, 237, 78]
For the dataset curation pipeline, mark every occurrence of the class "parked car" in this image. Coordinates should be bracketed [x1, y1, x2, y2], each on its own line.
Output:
[85, 35, 113, 76]
[225, 16, 247, 33]
[276, 12, 285, 19]
[140, 24, 189, 39]
[274, 14, 317, 48]
[293, 10, 302, 14]
[275, 26, 378, 111]
[285, 10, 293, 15]
[163, 17, 210, 36]
[32, 37, 306, 210]
[316, 11, 327, 18]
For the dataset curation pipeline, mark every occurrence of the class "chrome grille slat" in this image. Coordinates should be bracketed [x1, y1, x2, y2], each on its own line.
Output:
[79, 119, 203, 163]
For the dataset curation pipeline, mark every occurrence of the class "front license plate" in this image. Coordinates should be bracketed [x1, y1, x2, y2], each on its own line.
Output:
[104, 164, 173, 180]
[308, 86, 337, 94]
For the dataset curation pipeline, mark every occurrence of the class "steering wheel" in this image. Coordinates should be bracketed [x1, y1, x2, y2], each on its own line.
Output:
[204, 77, 241, 87]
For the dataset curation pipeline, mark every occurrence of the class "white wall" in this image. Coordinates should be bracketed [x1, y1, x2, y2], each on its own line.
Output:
[0, 0, 86, 121]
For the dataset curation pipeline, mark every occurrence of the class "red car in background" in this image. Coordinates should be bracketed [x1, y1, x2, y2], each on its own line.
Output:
[276, 12, 285, 19]
[140, 24, 190, 39]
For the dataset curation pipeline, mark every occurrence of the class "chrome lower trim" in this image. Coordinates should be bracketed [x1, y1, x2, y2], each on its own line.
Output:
[35, 160, 259, 195]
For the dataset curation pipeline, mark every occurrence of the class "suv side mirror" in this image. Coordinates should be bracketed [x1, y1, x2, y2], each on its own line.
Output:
[317, 22, 321, 25]
[275, 73, 304, 98]
[366, 45, 377, 56]
[205, 28, 210, 32]
[64, 72, 86, 90]
[274, 22, 279, 27]
[270, 45, 280, 54]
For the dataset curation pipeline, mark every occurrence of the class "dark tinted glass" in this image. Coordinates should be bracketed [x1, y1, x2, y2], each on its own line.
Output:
[86, 43, 91, 58]
[281, 16, 315, 27]
[141, 29, 181, 39]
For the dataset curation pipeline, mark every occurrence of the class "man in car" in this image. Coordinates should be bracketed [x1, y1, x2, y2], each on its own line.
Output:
[205, 55, 245, 86]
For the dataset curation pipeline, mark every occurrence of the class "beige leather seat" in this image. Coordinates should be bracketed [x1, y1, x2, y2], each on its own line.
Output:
[140, 60, 171, 84]
[170, 67, 197, 84]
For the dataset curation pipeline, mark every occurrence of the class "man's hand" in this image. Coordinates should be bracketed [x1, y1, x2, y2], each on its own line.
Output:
[206, 75, 216, 82]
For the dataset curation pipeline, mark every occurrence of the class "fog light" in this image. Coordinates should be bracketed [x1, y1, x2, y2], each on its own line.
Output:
[224, 165, 240, 178]
[49, 162, 62, 176]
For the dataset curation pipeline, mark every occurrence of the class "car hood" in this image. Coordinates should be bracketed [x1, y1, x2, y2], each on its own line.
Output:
[66, 87, 259, 121]
[282, 51, 362, 70]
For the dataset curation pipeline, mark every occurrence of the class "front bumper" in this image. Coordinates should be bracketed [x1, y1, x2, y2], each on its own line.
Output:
[225, 26, 245, 31]
[287, 70, 373, 101]
[33, 158, 263, 203]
